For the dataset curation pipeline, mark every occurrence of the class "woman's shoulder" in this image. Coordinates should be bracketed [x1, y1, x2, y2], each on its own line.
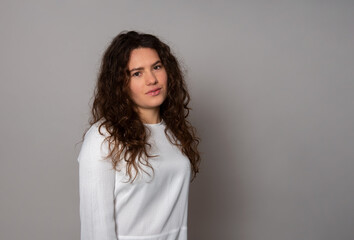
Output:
[81, 121, 111, 152]
[78, 121, 111, 162]
[85, 120, 110, 141]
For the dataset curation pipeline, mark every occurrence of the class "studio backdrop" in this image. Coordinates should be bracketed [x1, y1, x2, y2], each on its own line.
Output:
[1, 1, 354, 240]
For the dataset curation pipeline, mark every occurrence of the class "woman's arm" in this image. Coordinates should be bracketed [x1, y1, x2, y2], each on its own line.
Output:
[78, 125, 118, 240]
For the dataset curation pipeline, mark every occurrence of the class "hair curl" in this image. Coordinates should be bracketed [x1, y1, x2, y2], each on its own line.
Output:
[86, 30, 200, 183]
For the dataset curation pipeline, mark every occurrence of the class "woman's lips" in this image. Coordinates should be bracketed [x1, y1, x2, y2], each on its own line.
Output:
[146, 88, 161, 96]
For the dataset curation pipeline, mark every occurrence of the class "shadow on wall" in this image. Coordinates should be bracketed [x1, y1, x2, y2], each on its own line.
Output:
[187, 90, 246, 240]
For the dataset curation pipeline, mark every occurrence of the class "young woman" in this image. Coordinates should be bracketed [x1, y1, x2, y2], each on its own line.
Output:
[78, 31, 200, 240]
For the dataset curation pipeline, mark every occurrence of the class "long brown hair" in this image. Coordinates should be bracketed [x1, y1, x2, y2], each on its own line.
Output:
[87, 31, 200, 183]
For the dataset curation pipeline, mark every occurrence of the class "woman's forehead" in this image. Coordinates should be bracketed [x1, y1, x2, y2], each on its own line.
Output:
[128, 48, 161, 70]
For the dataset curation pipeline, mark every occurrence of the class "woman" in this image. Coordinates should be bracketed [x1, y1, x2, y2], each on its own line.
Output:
[78, 31, 200, 240]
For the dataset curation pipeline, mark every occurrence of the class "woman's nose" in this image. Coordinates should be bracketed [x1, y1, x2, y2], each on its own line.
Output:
[145, 71, 158, 85]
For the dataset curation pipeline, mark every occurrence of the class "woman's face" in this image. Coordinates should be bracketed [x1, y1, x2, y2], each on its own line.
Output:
[127, 47, 168, 113]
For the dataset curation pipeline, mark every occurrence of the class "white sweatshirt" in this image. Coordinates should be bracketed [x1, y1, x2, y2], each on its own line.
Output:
[78, 120, 191, 240]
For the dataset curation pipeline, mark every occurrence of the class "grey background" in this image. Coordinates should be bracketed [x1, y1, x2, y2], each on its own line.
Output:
[1, 1, 354, 239]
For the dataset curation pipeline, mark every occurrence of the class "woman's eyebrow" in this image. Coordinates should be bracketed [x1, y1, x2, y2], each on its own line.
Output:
[152, 60, 161, 66]
[129, 60, 162, 73]
[129, 66, 144, 73]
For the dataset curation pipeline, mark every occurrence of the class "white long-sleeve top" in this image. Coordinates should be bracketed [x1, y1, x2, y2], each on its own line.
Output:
[78, 120, 191, 240]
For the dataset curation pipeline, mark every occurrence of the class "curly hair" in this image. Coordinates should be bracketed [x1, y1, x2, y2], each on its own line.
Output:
[86, 30, 200, 183]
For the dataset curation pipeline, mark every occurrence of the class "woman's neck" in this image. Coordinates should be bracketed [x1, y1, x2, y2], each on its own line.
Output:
[137, 108, 161, 124]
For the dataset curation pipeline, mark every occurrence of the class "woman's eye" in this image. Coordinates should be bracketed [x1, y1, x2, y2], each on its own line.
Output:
[154, 65, 162, 70]
[132, 72, 141, 77]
